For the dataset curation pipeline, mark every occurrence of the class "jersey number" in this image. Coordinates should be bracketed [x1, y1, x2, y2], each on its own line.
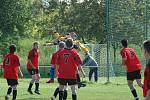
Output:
[64, 54, 70, 64]
[6, 58, 10, 65]
[129, 51, 135, 59]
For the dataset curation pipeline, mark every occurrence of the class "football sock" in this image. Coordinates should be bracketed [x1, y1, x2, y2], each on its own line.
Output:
[7, 87, 12, 95]
[63, 90, 68, 100]
[53, 87, 59, 98]
[72, 94, 77, 100]
[12, 90, 17, 100]
[28, 83, 33, 90]
[131, 89, 138, 98]
[59, 91, 64, 100]
[35, 83, 39, 91]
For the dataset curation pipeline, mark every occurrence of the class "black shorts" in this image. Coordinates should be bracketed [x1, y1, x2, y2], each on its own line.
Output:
[58, 78, 77, 85]
[127, 70, 141, 80]
[7, 79, 18, 86]
[27, 68, 39, 75]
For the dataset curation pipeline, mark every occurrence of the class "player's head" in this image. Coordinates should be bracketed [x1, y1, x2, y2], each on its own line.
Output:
[9, 44, 16, 53]
[143, 40, 150, 58]
[53, 31, 57, 34]
[53, 32, 60, 38]
[121, 39, 128, 48]
[65, 38, 73, 48]
[59, 41, 65, 49]
[65, 33, 71, 39]
[70, 32, 77, 40]
[33, 41, 39, 49]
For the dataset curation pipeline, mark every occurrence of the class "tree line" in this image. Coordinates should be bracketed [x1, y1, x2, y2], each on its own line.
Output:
[0, 0, 149, 57]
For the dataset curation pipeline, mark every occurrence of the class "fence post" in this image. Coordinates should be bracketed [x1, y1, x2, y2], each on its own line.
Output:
[144, 0, 148, 40]
[104, 0, 110, 83]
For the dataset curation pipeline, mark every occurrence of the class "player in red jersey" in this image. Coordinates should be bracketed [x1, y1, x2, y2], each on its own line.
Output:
[3, 44, 23, 100]
[56, 39, 85, 100]
[27, 42, 41, 95]
[46, 42, 65, 84]
[120, 39, 143, 100]
[50, 42, 69, 100]
[143, 40, 150, 100]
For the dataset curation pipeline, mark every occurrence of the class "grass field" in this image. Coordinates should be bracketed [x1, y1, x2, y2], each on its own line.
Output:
[0, 77, 143, 100]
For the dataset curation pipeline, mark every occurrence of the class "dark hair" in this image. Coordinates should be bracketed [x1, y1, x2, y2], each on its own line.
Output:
[59, 41, 65, 48]
[9, 44, 16, 53]
[65, 38, 73, 48]
[143, 40, 150, 54]
[33, 41, 39, 46]
[121, 39, 128, 48]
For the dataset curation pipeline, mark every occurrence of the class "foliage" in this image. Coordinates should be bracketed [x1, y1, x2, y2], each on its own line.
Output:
[0, 0, 150, 56]
[0, 0, 30, 55]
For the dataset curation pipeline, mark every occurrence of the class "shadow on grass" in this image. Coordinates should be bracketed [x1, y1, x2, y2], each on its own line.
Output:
[18, 97, 50, 100]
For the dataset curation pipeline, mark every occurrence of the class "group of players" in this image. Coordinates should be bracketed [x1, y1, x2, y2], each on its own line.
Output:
[46, 32, 98, 84]
[1, 32, 99, 100]
[1, 31, 150, 100]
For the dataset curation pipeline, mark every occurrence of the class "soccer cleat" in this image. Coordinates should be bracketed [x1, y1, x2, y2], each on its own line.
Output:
[78, 83, 86, 88]
[51, 96, 56, 100]
[34, 90, 40, 95]
[5, 95, 9, 100]
[27, 89, 33, 94]
[46, 79, 54, 83]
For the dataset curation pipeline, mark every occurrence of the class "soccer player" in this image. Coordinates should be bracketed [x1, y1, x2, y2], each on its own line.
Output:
[56, 38, 85, 100]
[50, 42, 67, 100]
[83, 52, 98, 82]
[120, 39, 143, 100]
[143, 40, 150, 100]
[3, 44, 23, 100]
[46, 41, 65, 83]
[27, 42, 41, 95]
[45, 32, 66, 46]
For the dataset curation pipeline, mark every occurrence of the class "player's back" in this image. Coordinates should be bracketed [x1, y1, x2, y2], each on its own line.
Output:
[3, 53, 20, 79]
[122, 48, 141, 72]
[3, 53, 19, 67]
[50, 49, 63, 66]
[57, 48, 82, 79]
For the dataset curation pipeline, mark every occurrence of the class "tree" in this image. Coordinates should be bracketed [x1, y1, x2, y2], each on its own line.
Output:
[0, 0, 30, 54]
[109, 0, 146, 62]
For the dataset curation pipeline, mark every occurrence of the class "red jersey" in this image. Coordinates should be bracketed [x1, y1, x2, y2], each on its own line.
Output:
[120, 48, 141, 72]
[27, 48, 39, 69]
[56, 48, 82, 79]
[50, 49, 63, 68]
[3, 53, 20, 79]
[143, 60, 150, 97]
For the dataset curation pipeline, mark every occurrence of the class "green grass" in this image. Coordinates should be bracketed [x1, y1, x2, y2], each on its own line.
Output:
[0, 77, 143, 100]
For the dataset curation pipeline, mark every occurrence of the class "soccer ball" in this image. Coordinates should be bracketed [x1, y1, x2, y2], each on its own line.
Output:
[42, 0, 50, 9]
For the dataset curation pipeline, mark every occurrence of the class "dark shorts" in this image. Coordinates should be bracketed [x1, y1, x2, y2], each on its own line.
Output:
[27, 68, 39, 75]
[58, 78, 77, 85]
[127, 70, 141, 80]
[7, 79, 18, 86]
